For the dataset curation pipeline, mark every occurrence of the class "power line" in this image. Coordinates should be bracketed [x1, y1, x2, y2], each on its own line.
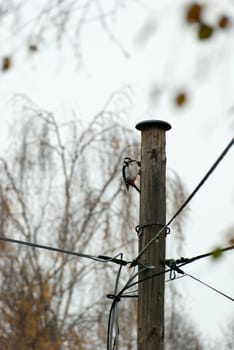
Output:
[0, 236, 129, 266]
[107, 254, 124, 350]
[6, 235, 231, 301]
[167, 247, 234, 302]
[124, 245, 234, 296]
[184, 272, 234, 302]
[120, 268, 172, 295]
[176, 245, 234, 268]
[105, 224, 234, 343]
[107, 267, 156, 350]
[107, 299, 119, 350]
[132, 136, 234, 265]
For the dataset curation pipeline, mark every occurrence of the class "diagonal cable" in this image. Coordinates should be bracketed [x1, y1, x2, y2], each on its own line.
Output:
[176, 246, 234, 267]
[184, 272, 234, 302]
[0, 236, 129, 266]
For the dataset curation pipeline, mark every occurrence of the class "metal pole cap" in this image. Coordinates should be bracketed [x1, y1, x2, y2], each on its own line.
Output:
[136, 120, 171, 131]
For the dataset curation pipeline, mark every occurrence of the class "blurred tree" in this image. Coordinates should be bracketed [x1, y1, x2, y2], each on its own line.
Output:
[0, 93, 139, 349]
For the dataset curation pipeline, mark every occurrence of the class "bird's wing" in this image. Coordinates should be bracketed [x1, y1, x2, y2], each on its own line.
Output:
[122, 164, 129, 190]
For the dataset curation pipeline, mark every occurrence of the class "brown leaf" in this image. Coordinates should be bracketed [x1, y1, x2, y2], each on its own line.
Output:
[2, 56, 11, 71]
[218, 15, 230, 30]
[225, 226, 234, 245]
[197, 23, 214, 40]
[175, 92, 187, 107]
[185, 3, 203, 24]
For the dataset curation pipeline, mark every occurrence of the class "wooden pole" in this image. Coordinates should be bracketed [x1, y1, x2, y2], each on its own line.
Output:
[136, 120, 171, 350]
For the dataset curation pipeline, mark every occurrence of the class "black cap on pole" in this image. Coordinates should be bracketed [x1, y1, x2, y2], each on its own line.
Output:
[135, 119, 171, 131]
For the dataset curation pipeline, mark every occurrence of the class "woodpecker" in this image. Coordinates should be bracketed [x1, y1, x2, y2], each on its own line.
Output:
[122, 157, 141, 193]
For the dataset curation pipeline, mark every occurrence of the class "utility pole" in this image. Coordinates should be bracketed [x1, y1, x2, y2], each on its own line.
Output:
[135, 120, 171, 350]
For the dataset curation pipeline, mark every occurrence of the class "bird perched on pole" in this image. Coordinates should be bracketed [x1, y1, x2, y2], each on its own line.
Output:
[122, 157, 141, 193]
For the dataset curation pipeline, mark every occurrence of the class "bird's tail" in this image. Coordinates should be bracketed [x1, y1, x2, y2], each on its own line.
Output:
[133, 184, 140, 193]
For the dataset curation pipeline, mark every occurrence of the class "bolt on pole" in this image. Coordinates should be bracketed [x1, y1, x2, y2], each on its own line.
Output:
[135, 120, 171, 350]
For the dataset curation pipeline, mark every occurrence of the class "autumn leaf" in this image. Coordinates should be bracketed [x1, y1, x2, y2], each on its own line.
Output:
[185, 3, 203, 24]
[225, 226, 234, 245]
[197, 23, 214, 40]
[211, 247, 223, 260]
[217, 15, 230, 30]
[2, 56, 12, 71]
[174, 92, 188, 107]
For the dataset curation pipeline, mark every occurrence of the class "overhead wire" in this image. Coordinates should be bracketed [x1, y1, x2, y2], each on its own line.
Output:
[106, 266, 149, 349]
[119, 268, 172, 296]
[107, 253, 124, 350]
[132, 136, 234, 265]
[166, 247, 234, 302]
[122, 245, 234, 296]
[0, 236, 129, 266]
[183, 272, 234, 302]
[105, 265, 192, 348]
[176, 245, 234, 268]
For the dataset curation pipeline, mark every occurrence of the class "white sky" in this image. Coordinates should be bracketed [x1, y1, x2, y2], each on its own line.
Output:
[0, 0, 233, 344]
